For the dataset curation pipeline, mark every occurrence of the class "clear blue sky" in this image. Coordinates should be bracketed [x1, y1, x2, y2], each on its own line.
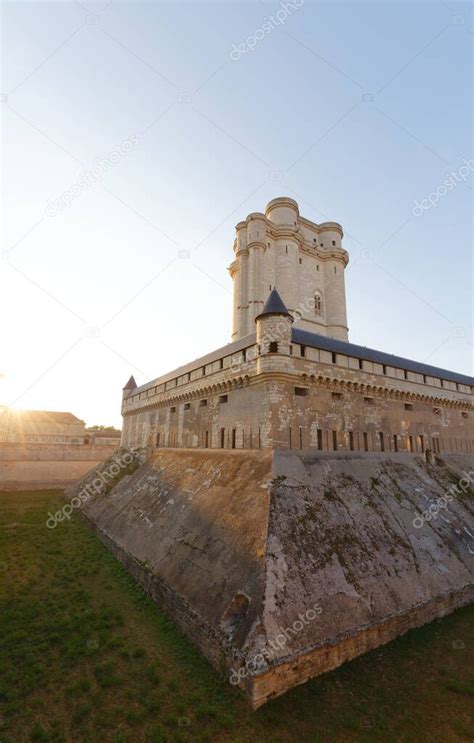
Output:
[1, 0, 472, 428]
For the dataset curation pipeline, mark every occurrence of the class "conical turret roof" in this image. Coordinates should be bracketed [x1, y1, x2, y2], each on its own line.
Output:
[122, 375, 137, 391]
[255, 289, 292, 321]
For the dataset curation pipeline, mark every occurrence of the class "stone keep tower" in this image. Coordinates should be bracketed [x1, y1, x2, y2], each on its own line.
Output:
[228, 197, 349, 341]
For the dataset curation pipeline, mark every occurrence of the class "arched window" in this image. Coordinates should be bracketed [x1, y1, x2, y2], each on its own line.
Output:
[314, 293, 323, 315]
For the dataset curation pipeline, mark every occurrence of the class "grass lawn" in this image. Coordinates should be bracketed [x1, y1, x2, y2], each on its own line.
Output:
[0, 490, 472, 743]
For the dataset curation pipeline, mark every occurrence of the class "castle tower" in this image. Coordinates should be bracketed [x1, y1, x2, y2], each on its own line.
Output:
[229, 197, 349, 342]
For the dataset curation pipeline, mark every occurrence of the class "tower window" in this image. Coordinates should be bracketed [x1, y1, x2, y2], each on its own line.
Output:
[331, 352, 337, 364]
[334, 266, 337, 274]
[184, 403, 190, 411]
[332, 392, 343, 401]
[269, 341, 278, 353]
[316, 264, 320, 271]
[404, 403, 413, 411]
[358, 359, 363, 370]
[199, 399, 208, 407]
[295, 387, 308, 397]
[300, 345, 306, 357]
[332, 240, 336, 246]
[299, 258, 302, 264]
[314, 293, 322, 315]
[219, 395, 228, 403]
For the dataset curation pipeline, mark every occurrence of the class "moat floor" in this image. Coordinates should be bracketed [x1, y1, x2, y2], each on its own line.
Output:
[0, 491, 472, 743]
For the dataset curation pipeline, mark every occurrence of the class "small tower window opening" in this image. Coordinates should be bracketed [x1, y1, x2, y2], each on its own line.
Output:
[219, 358, 224, 370]
[393, 434, 398, 452]
[363, 432, 369, 451]
[314, 293, 322, 315]
[184, 403, 191, 411]
[331, 352, 337, 364]
[349, 431, 354, 450]
[332, 431, 338, 451]
[269, 341, 278, 353]
[317, 428, 323, 450]
[199, 399, 208, 407]
[332, 240, 336, 246]
[332, 392, 343, 401]
[219, 394, 228, 403]
[294, 387, 308, 397]
[404, 370, 408, 380]
[461, 411, 468, 418]
[358, 359, 363, 370]
[404, 403, 413, 411]
[300, 345, 306, 358]
[383, 365, 387, 375]
[220, 428, 225, 448]
[231, 429, 237, 449]
[316, 264, 320, 271]
[379, 432, 385, 451]
[334, 266, 337, 274]
[364, 397, 374, 405]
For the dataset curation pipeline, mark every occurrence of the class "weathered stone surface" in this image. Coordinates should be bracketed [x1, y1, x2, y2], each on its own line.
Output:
[66, 449, 474, 707]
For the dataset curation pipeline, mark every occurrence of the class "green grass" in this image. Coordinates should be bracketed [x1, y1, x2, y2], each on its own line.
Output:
[0, 490, 473, 742]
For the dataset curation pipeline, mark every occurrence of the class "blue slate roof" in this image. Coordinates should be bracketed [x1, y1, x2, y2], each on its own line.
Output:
[292, 328, 473, 387]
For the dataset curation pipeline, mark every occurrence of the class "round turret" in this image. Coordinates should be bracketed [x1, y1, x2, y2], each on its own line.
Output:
[265, 197, 299, 227]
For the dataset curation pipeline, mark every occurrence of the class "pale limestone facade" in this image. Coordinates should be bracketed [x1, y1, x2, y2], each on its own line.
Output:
[229, 197, 349, 341]
[121, 199, 473, 454]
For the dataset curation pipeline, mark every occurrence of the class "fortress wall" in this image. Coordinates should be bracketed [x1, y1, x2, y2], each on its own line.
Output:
[122, 366, 472, 453]
[66, 449, 473, 707]
[0, 443, 119, 491]
[67, 449, 272, 668]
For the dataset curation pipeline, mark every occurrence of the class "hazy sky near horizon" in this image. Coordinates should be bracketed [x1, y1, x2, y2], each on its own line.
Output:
[1, 0, 473, 428]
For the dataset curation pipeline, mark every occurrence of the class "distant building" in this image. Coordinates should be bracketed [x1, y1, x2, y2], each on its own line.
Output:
[0, 409, 121, 490]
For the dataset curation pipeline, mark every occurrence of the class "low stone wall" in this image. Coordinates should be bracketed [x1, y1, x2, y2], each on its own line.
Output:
[66, 449, 474, 707]
[0, 443, 119, 491]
